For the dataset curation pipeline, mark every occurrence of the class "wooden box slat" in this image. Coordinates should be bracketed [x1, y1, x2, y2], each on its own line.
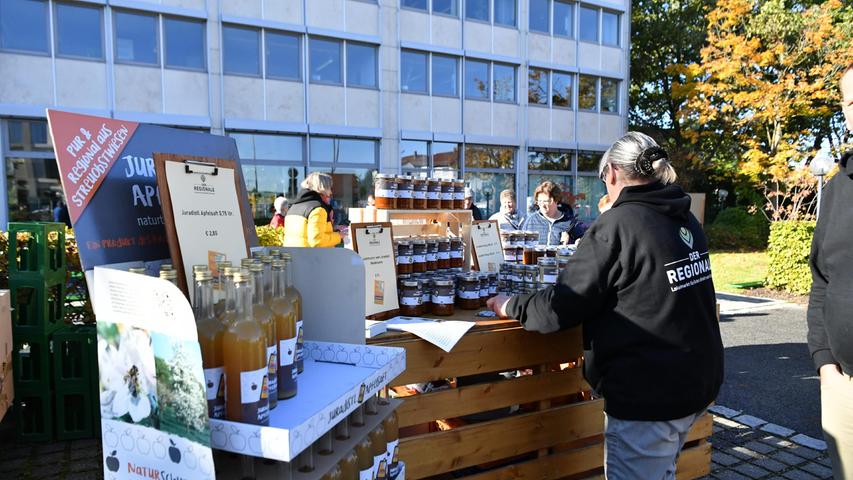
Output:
[397, 368, 588, 428]
[399, 400, 604, 478]
[462, 444, 603, 480]
[388, 327, 583, 385]
[675, 441, 712, 479]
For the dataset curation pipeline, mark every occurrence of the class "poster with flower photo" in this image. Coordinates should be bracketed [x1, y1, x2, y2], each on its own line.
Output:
[94, 267, 214, 479]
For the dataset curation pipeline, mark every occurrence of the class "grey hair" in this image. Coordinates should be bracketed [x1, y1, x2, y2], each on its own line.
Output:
[598, 132, 677, 185]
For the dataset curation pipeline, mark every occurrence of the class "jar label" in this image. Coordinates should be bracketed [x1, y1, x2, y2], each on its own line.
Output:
[458, 290, 480, 300]
[240, 367, 270, 425]
[437, 251, 450, 260]
[204, 366, 226, 419]
[454, 192, 464, 200]
[426, 253, 437, 262]
[267, 344, 278, 396]
[413, 254, 426, 263]
[398, 189, 413, 198]
[526, 241, 537, 248]
[397, 255, 412, 265]
[427, 191, 441, 200]
[489, 286, 498, 294]
[503, 253, 516, 261]
[400, 295, 421, 306]
[479, 288, 489, 296]
[442, 192, 454, 200]
[414, 191, 427, 199]
[450, 251, 463, 259]
[432, 294, 454, 304]
[375, 188, 396, 198]
[542, 274, 558, 284]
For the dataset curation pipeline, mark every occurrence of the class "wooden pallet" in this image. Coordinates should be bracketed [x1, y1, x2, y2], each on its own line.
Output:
[370, 319, 712, 479]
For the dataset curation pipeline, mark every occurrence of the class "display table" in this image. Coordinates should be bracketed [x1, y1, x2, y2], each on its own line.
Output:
[368, 312, 712, 479]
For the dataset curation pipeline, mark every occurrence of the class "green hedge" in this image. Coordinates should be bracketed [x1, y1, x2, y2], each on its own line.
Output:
[765, 221, 815, 295]
[705, 207, 770, 251]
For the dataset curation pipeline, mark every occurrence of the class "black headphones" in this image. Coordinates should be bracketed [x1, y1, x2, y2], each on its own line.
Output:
[635, 146, 668, 176]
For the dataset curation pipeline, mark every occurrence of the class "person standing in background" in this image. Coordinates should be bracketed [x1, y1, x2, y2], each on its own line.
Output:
[283, 173, 343, 248]
[269, 196, 287, 228]
[464, 187, 483, 221]
[807, 63, 853, 479]
[489, 189, 524, 230]
[521, 181, 585, 245]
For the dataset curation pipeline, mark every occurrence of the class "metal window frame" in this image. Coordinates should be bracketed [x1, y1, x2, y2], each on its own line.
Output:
[53, 1, 106, 61]
[112, 8, 160, 67]
[162, 14, 207, 72]
[0, 0, 52, 55]
[264, 30, 302, 82]
[222, 23, 262, 77]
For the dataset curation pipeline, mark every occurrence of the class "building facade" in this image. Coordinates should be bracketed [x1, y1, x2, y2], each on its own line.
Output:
[0, 0, 629, 227]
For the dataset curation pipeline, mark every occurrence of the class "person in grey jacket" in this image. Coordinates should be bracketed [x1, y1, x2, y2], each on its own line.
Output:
[489, 189, 524, 230]
[521, 181, 585, 245]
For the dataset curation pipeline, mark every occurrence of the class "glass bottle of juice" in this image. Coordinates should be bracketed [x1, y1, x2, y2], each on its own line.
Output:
[271, 259, 298, 399]
[260, 255, 273, 299]
[384, 411, 400, 478]
[222, 271, 270, 425]
[217, 267, 239, 324]
[281, 253, 304, 373]
[249, 263, 277, 410]
[355, 434, 374, 480]
[369, 423, 387, 480]
[339, 449, 359, 480]
[194, 270, 226, 419]
[159, 269, 178, 286]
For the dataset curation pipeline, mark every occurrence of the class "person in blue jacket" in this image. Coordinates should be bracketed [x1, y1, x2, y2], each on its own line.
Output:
[521, 181, 585, 245]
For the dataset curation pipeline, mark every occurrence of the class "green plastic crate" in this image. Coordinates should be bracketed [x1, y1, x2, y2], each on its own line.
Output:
[8, 222, 66, 283]
[9, 277, 65, 336]
[52, 324, 96, 391]
[14, 388, 54, 442]
[55, 384, 95, 440]
[11, 333, 53, 392]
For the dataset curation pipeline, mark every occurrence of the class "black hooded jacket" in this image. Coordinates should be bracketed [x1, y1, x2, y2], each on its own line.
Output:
[808, 151, 853, 376]
[507, 182, 724, 421]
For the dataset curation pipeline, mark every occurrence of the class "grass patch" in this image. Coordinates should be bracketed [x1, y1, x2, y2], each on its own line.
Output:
[709, 251, 769, 294]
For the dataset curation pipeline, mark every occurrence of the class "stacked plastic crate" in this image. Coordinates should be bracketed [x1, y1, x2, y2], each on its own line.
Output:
[9, 222, 97, 441]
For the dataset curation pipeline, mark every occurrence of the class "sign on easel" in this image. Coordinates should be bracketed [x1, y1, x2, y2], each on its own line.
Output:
[350, 223, 399, 318]
[471, 220, 504, 272]
[154, 154, 251, 303]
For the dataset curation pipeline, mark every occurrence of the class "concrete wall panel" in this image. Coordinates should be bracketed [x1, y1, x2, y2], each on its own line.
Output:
[601, 46, 623, 75]
[552, 108, 575, 142]
[432, 15, 461, 49]
[400, 9, 430, 44]
[578, 43, 600, 71]
[527, 33, 550, 63]
[346, 0, 379, 36]
[463, 100, 490, 136]
[432, 96, 461, 133]
[346, 88, 380, 128]
[401, 93, 430, 131]
[492, 103, 517, 138]
[307, 0, 345, 30]
[114, 65, 162, 113]
[221, 0, 262, 19]
[576, 111, 599, 144]
[56, 60, 107, 109]
[309, 84, 345, 124]
[553, 37, 576, 68]
[265, 1, 303, 24]
[599, 114, 622, 145]
[527, 107, 550, 142]
[493, 27, 518, 58]
[266, 80, 305, 123]
[464, 21, 491, 52]
[0, 54, 53, 105]
[164, 70, 209, 116]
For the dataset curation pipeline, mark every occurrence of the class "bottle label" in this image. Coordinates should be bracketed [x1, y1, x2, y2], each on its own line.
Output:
[400, 295, 421, 306]
[450, 250, 463, 259]
[458, 290, 479, 300]
[240, 367, 270, 425]
[296, 320, 304, 362]
[427, 191, 441, 200]
[375, 188, 396, 198]
[279, 337, 297, 367]
[387, 439, 400, 478]
[266, 345, 278, 398]
[359, 468, 373, 480]
[204, 366, 226, 419]
[374, 453, 388, 479]
[432, 294, 454, 305]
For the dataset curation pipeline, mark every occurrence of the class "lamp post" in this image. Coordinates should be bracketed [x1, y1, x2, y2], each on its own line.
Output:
[809, 149, 834, 220]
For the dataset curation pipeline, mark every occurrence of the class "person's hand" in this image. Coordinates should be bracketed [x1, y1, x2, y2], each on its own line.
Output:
[486, 294, 512, 319]
[560, 232, 570, 245]
[819, 364, 846, 388]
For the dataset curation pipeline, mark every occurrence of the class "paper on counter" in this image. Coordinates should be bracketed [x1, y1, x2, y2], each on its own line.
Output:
[385, 316, 475, 352]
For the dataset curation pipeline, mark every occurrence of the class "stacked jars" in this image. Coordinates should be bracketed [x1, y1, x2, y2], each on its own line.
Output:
[395, 240, 413, 275]
[426, 178, 442, 209]
[453, 180, 465, 210]
[374, 174, 397, 209]
[412, 177, 428, 209]
[397, 175, 414, 210]
[440, 179, 454, 209]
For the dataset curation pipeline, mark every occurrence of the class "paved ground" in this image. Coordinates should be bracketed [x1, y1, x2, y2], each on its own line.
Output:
[0, 292, 836, 479]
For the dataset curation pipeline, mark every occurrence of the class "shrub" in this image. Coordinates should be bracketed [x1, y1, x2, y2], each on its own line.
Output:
[765, 220, 815, 295]
[255, 225, 283, 247]
[705, 207, 770, 251]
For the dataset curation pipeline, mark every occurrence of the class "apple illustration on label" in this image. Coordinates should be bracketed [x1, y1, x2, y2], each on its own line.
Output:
[169, 439, 181, 463]
[106, 451, 119, 472]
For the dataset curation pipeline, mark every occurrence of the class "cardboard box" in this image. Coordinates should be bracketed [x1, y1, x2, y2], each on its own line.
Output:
[0, 290, 12, 422]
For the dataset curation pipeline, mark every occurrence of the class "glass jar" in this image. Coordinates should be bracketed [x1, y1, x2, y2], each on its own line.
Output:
[425, 239, 438, 272]
[374, 174, 397, 209]
[396, 240, 413, 275]
[456, 274, 481, 310]
[545, 246, 559, 257]
[431, 278, 455, 316]
[396, 274, 411, 292]
[524, 231, 539, 248]
[411, 239, 427, 273]
[412, 178, 428, 209]
[499, 263, 512, 282]
[397, 175, 413, 210]
[449, 237, 464, 268]
[488, 272, 498, 295]
[399, 280, 423, 316]
[522, 246, 536, 265]
[538, 257, 558, 285]
[440, 180, 454, 210]
[523, 265, 538, 284]
[503, 244, 518, 264]
[436, 237, 451, 269]
[534, 245, 548, 264]
[498, 281, 510, 296]
[511, 264, 525, 283]
[557, 249, 571, 272]
[420, 275, 433, 310]
[426, 178, 442, 209]
[478, 274, 490, 306]
[500, 230, 512, 247]
[453, 180, 465, 210]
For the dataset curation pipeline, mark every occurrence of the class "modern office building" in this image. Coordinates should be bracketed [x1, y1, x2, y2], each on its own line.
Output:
[0, 0, 629, 227]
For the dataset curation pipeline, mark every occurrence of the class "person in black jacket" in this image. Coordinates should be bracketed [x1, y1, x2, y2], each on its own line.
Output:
[808, 64, 853, 479]
[488, 131, 723, 479]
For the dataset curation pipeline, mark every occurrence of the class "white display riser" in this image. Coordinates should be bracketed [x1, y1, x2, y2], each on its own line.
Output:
[214, 400, 404, 480]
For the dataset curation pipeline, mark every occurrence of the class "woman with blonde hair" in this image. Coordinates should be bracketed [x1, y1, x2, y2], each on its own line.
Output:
[283, 172, 342, 247]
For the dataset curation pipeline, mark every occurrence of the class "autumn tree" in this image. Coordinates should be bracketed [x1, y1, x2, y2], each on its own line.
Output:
[685, 0, 853, 219]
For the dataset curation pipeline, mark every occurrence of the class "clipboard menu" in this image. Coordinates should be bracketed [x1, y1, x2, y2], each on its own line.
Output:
[471, 220, 504, 272]
[351, 223, 399, 318]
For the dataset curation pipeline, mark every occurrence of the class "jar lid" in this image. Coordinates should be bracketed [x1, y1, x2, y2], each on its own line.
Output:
[401, 280, 421, 287]
[534, 245, 548, 251]
[401, 175, 413, 180]
[195, 270, 213, 281]
[434, 279, 454, 287]
[412, 238, 426, 245]
[538, 258, 557, 265]
[396, 239, 411, 246]
[397, 273, 411, 279]
[377, 173, 395, 179]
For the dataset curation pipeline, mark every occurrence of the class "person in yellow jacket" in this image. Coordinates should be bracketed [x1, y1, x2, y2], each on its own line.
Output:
[283, 172, 343, 248]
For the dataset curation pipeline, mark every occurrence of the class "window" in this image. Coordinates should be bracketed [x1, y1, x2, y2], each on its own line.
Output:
[576, 174, 606, 222]
[433, 142, 460, 176]
[464, 144, 516, 217]
[432, 54, 458, 97]
[401, 50, 428, 93]
[164, 17, 205, 70]
[602, 11, 619, 46]
[578, 75, 597, 110]
[493, 63, 516, 103]
[528, 150, 571, 170]
[465, 144, 514, 169]
[55, 3, 103, 59]
[494, 0, 516, 27]
[266, 32, 300, 80]
[577, 151, 601, 171]
[310, 137, 377, 165]
[0, 0, 49, 53]
[553, 1, 573, 37]
[465, 0, 489, 21]
[600, 78, 619, 112]
[401, 140, 429, 177]
[433, 0, 458, 16]
[7, 157, 63, 222]
[552, 72, 572, 108]
[231, 133, 304, 162]
[465, 59, 489, 100]
[529, 0, 549, 33]
[528, 68, 548, 105]
[347, 42, 377, 88]
[307, 137, 379, 216]
[310, 37, 342, 84]
[114, 11, 158, 65]
[402, 0, 427, 10]
[223, 25, 260, 76]
[7, 119, 52, 151]
[242, 163, 305, 224]
[310, 166, 377, 219]
[579, 6, 598, 43]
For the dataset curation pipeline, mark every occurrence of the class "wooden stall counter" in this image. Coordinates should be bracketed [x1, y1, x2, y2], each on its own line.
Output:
[369, 313, 712, 480]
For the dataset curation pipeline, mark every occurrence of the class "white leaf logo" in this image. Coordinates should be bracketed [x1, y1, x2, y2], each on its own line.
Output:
[679, 227, 693, 248]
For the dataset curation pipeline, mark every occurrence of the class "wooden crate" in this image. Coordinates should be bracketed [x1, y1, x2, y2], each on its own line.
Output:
[349, 208, 474, 269]
[369, 319, 712, 479]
